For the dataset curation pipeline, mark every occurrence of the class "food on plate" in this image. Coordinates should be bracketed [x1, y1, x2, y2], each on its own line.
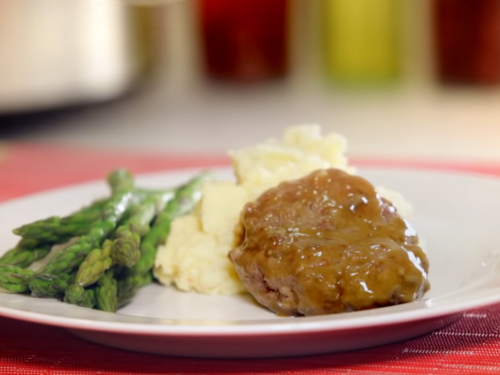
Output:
[229, 168, 430, 316]
[0, 124, 430, 317]
[153, 125, 356, 294]
[0, 169, 209, 312]
[154, 124, 418, 298]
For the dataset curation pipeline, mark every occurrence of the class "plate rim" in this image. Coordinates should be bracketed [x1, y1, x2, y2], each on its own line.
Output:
[1, 166, 500, 337]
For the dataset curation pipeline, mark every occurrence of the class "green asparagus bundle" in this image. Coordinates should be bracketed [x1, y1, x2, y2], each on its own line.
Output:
[28, 169, 136, 297]
[66, 190, 176, 309]
[117, 172, 209, 308]
[0, 168, 211, 313]
[1, 197, 112, 270]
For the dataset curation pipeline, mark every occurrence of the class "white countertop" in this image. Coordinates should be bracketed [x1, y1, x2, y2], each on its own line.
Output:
[3, 79, 500, 164]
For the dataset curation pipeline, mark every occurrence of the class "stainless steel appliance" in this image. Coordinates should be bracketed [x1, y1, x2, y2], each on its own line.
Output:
[0, 0, 139, 114]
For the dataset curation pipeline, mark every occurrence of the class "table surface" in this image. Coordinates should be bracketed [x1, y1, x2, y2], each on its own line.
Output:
[2, 82, 500, 164]
[1, 142, 500, 374]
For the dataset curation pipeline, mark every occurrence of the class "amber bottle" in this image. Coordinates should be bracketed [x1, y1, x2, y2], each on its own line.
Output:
[198, 0, 288, 82]
[434, 0, 500, 84]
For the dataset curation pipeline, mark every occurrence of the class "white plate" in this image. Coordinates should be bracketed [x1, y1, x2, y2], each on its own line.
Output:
[1, 167, 500, 358]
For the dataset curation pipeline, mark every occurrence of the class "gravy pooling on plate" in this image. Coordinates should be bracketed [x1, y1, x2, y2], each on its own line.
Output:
[229, 168, 430, 316]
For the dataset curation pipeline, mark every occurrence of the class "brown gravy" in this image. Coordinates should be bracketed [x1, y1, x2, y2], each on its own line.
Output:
[229, 168, 430, 316]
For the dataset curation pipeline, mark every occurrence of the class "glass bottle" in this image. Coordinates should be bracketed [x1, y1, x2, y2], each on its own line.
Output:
[198, 0, 288, 82]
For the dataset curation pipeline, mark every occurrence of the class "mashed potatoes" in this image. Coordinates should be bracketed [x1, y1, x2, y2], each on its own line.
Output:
[231, 124, 355, 200]
[154, 182, 249, 294]
[153, 124, 411, 295]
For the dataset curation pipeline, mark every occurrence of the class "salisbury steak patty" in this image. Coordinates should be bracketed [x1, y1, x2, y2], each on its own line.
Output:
[229, 168, 430, 316]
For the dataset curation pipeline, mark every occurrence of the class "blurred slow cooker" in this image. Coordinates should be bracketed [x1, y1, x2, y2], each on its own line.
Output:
[0, 0, 142, 115]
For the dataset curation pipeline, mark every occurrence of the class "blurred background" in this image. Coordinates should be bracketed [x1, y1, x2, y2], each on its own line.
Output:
[0, 0, 499, 163]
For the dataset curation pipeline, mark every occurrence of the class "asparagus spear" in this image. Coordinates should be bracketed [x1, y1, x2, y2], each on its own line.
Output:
[64, 284, 95, 308]
[0, 265, 35, 293]
[0, 238, 78, 291]
[0, 238, 52, 268]
[12, 188, 171, 244]
[107, 168, 134, 193]
[13, 169, 132, 244]
[117, 172, 210, 306]
[111, 191, 174, 267]
[29, 273, 75, 297]
[96, 269, 118, 312]
[13, 218, 94, 243]
[112, 230, 140, 268]
[75, 240, 113, 287]
[117, 271, 152, 308]
[12, 198, 109, 241]
[61, 198, 108, 223]
[29, 170, 135, 297]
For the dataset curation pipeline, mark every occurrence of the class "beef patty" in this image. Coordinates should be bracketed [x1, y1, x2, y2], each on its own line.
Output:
[229, 168, 430, 316]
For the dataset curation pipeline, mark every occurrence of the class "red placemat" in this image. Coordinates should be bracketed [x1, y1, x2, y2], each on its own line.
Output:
[0, 142, 230, 202]
[1, 142, 500, 375]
